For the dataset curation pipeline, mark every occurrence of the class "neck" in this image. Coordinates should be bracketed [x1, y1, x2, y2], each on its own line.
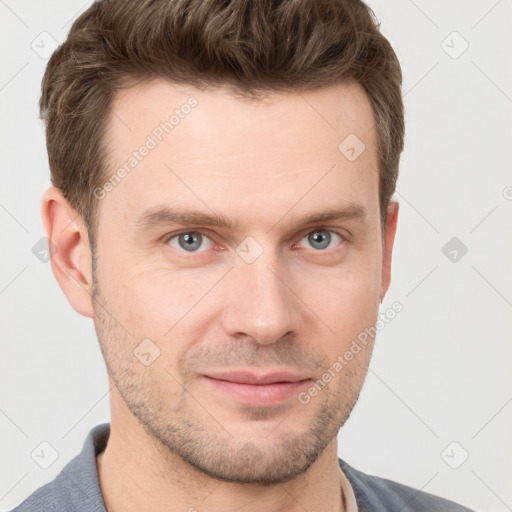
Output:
[96, 415, 345, 512]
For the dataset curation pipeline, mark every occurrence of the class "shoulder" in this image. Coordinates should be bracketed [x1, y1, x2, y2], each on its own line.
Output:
[8, 423, 110, 512]
[8, 474, 62, 512]
[8, 460, 98, 512]
[339, 458, 477, 512]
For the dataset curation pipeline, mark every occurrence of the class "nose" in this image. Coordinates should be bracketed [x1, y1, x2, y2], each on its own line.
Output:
[220, 250, 303, 346]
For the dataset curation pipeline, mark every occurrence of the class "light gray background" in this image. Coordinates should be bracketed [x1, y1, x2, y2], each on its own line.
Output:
[1, 1, 511, 511]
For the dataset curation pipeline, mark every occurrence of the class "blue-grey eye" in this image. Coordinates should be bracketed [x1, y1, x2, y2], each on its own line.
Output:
[299, 229, 342, 250]
[168, 232, 214, 252]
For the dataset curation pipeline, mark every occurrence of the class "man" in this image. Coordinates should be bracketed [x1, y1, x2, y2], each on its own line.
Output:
[12, 0, 475, 511]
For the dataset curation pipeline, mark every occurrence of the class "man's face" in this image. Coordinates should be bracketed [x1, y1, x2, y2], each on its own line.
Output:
[91, 79, 390, 484]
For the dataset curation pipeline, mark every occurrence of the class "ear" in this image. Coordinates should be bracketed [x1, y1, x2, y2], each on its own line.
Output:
[380, 200, 399, 302]
[41, 186, 94, 318]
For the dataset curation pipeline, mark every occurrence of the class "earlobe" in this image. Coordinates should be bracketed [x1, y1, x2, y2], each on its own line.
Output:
[41, 186, 94, 318]
[380, 200, 399, 303]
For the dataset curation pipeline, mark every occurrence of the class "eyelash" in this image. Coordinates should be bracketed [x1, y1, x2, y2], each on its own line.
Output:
[162, 227, 345, 256]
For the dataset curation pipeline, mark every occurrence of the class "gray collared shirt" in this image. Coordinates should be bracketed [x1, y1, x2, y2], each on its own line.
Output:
[10, 423, 476, 512]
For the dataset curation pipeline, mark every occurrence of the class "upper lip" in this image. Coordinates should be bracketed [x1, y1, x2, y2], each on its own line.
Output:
[203, 370, 311, 385]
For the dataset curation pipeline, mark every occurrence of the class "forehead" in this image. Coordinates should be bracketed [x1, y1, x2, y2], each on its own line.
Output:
[100, 79, 379, 234]
[107, 78, 376, 152]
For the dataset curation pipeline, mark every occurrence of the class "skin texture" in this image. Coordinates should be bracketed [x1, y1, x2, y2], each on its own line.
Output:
[42, 79, 399, 512]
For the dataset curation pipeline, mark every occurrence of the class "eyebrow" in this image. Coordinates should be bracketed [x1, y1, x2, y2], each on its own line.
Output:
[133, 203, 367, 233]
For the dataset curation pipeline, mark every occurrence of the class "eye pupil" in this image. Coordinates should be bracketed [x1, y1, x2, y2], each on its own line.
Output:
[308, 230, 331, 250]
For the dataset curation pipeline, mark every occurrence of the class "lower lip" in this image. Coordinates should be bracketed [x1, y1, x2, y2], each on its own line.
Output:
[203, 376, 311, 405]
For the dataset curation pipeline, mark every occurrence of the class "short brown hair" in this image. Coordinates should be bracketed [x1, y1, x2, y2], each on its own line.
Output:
[40, 0, 404, 250]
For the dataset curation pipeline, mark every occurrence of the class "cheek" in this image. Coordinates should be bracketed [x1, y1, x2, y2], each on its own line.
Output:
[101, 262, 224, 359]
[296, 256, 381, 350]
[114, 277, 191, 336]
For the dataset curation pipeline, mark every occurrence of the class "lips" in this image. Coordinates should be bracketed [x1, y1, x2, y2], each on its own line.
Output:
[203, 370, 310, 385]
[202, 370, 312, 405]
